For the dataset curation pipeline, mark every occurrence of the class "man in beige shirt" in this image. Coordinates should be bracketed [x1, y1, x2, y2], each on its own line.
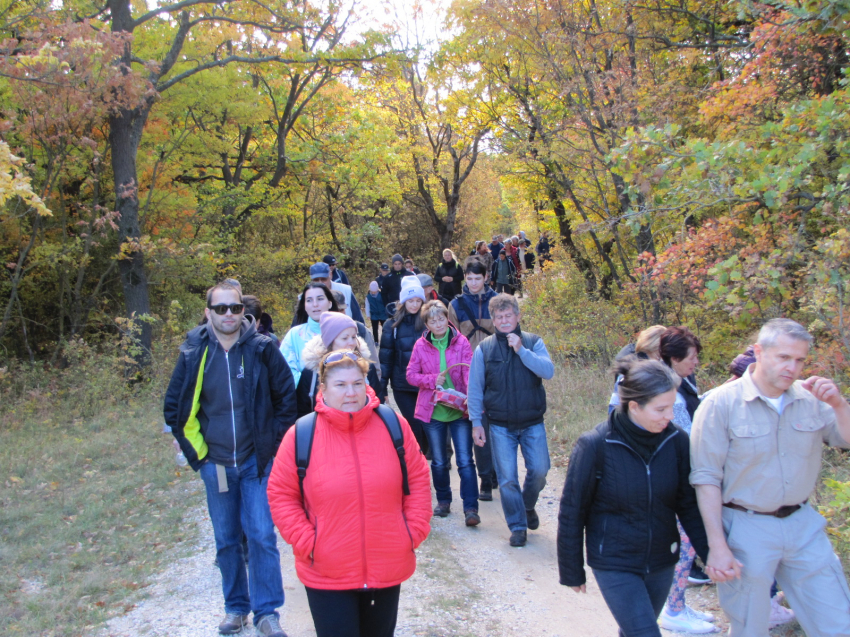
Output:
[690, 318, 850, 636]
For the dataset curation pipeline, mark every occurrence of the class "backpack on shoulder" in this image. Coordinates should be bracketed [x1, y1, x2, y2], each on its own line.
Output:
[293, 404, 411, 521]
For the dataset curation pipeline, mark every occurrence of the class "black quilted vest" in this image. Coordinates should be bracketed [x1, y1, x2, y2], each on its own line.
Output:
[480, 329, 547, 430]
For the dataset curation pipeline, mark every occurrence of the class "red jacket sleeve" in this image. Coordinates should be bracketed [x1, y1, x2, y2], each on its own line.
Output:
[397, 414, 431, 548]
[267, 427, 316, 560]
[406, 339, 439, 390]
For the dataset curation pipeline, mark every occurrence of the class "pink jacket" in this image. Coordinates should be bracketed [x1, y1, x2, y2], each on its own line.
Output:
[406, 326, 473, 422]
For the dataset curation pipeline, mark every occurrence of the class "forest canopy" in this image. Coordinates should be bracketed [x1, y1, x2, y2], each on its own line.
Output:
[2, 0, 850, 376]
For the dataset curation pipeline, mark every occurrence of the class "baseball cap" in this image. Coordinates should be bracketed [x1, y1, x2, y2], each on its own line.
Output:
[380, 263, 390, 271]
[309, 262, 331, 279]
[322, 254, 337, 265]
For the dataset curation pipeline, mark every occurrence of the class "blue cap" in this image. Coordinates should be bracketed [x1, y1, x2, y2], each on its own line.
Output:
[309, 262, 331, 279]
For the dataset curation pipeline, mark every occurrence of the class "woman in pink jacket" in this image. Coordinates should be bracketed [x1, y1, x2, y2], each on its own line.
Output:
[267, 351, 431, 637]
[406, 300, 479, 526]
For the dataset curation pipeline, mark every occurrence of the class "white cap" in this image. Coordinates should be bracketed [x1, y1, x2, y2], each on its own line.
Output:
[399, 276, 426, 305]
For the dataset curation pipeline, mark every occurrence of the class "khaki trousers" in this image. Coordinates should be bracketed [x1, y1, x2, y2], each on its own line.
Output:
[720, 503, 850, 637]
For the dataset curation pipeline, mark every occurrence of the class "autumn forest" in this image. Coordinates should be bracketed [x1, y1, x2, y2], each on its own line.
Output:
[3, 0, 850, 376]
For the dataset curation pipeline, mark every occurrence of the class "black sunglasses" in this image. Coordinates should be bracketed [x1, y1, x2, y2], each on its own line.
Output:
[209, 303, 245, 315]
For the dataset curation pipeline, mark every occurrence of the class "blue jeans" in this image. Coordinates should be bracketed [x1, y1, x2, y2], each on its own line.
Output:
[423, 418, 479, 511]
[199, 454, 284, 620]
[593, 566, 676, 637]
[489, 423, 550, 531]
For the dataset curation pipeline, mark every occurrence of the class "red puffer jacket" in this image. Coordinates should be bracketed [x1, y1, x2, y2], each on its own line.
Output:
[406, 326, 472, 423]
[267, 387, 431, 590]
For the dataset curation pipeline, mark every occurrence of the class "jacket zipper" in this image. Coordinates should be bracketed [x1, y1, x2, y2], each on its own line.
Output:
[348, 413, 369, 588]
[224, 349, 237, 467]
[606, 431, 678, 573]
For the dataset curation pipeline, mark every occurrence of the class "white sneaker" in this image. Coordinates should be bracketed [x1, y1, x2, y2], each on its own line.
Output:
[684, 605, 716, 623]
[660, 605, 718, 633]
[769, 593, 795, 628]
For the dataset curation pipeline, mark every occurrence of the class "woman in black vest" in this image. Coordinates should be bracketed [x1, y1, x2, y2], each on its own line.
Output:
[434, 249, 464, 301]
[380, 277, 428, 454]
[557, 358, 709, 637]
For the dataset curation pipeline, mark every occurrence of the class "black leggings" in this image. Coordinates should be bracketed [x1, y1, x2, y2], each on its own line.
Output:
[305, 585, 401, 637]
[371, 319, 385, 344]
[392, 390, 429, 455]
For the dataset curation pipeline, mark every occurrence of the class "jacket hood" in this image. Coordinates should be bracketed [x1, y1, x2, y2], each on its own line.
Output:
[314, 385, 381, 433]
[302, 334, 371, 372]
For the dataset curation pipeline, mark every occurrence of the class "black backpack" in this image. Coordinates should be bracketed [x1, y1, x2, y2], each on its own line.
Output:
[293, 404, 411, 521]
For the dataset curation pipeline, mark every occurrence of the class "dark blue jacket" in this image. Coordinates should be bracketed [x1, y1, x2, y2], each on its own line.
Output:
[379, 312, 421, 394]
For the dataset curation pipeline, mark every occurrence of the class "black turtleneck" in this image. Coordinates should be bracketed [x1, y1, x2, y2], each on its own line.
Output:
[611, 409, 669, 463]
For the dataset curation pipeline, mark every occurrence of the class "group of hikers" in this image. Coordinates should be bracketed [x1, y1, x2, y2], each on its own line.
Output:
[163, 240, 850, 637]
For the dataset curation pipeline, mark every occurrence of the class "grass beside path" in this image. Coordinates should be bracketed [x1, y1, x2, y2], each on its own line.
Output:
[0, 395, 197, 636]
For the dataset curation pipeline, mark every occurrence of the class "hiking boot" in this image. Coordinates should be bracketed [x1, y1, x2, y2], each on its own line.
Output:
[526, 508, 540, 530]
[769, 592, 795, 628]
[464, 509, 481, 526]
[433, 502, 451, 517]
[479, 478, 493, 501]
[509, 530, 527, 547]
[659, 606, 717, 634]
[255, 614, 288, 637]
[218, 613, 249, 634]
[688, 564, 712, 585]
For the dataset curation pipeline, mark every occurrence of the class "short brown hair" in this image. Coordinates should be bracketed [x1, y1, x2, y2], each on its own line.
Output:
[488, 293, 519, 316]
[660, 326, 702, 366]
[206, 282, 242, 307]
[420, 300, 449, 324]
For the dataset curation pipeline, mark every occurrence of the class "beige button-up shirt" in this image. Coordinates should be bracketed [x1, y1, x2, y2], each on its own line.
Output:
[690, 365, 849, 512]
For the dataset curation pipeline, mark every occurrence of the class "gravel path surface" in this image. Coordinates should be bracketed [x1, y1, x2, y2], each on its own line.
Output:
[99, 442, 801, 637]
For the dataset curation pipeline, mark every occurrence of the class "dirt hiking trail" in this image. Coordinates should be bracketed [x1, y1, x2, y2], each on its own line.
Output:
[100, 447, 796, 637]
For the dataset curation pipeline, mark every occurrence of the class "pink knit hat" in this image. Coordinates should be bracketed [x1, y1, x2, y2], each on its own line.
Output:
[320, 311, 357, 349]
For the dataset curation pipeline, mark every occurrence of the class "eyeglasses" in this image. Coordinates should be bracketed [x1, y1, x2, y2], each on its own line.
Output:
[209, 303, 245, 315]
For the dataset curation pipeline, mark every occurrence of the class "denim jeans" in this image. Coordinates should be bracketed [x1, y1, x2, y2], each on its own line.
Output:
[424, 418, 479, 511]
[488, 423, 550, 531]
[199, 454, 284, 620]
[593, 566, 676, 637]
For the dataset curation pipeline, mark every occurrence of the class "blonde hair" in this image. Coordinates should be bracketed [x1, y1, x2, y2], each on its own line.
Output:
[442, 248, 457, 262]
[635, 325, 666, 358]
[319, 350, 369, 384]
[420, 300, 449, 325]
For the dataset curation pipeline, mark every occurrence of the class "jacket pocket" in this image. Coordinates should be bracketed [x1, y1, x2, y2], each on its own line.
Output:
[790, 419, 826, 457]
[309, 516, 318, 566]
[401, 511, 415, 551]
[729, 421, 772, 464]
[598, 517, 608, 556]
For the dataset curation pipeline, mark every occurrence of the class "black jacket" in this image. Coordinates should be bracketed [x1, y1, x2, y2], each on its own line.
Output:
[557, 414, 708, 587]
[434, 259, 464, 300]
[164, 317, 297, 478]
[379, 312, 421, 394]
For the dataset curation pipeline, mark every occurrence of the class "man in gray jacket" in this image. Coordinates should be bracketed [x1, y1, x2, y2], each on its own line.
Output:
[468, 293, 555, 547]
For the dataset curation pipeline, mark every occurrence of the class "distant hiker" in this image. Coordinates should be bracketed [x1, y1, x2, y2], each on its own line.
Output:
[488, 234, 504, 262]
[691, 319, 850, 637]
[468, 293, 554, 547]
[491, 248, 517, 295]
[267, 351, 430, 637]
[280, 283, 339, 385]
[557, 359, 709, 637]
[474, 240, 494, 279]
[322, 254, 350, 285]
[375, 262, 391, 295]
[536, 232, 551, 266]
[381, 255, 416, 307]
[164, 281, 295, 637]
[307, 261, 364, 324]
[404, 258, 421, 275]
[434, 249, 464, 301]
[296, 312, 381, 418]
[407, 300, 479, 526]
[364, 280, 388, 344]
[380, 276, 429, 455]
[417, 272, 449, 307]
[242, 295, 279, 348]
[448, 258, 498, 500]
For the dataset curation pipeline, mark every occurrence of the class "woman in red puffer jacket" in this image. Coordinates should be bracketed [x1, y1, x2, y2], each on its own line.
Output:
[267, 351, 430, 637]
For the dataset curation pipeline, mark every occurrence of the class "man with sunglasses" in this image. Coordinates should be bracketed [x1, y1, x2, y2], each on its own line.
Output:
[165, 281, 296, 637]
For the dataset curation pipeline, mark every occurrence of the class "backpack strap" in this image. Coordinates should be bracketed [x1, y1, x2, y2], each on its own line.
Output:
[294, 412, 318, 521]
[461, 295, 492, 338]
[376, 404, 411, 496]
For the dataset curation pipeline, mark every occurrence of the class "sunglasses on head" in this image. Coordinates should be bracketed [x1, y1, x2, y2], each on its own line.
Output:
[322, 351, 361, 365]
[209, 303, 244, 315]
